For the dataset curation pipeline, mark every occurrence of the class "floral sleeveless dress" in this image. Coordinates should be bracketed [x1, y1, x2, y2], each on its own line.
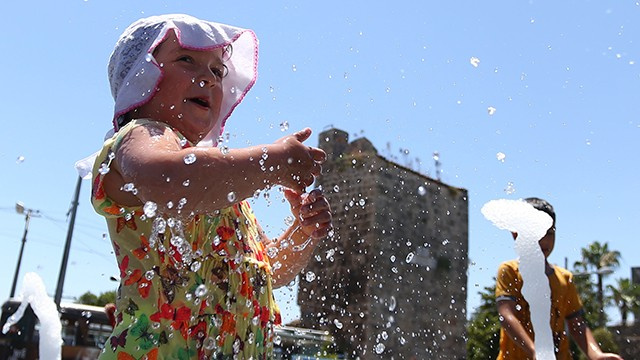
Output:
[92, 120, 281, 360]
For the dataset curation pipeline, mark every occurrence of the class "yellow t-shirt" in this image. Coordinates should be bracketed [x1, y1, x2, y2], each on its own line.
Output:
[495, 259, 583, 360]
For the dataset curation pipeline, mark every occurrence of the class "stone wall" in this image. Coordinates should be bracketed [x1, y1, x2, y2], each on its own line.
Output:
[297, 128, 469, 359]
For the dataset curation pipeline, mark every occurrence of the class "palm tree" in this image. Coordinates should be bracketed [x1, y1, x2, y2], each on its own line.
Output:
[606, 278, 640, 327]
[573, 241, 621, 327]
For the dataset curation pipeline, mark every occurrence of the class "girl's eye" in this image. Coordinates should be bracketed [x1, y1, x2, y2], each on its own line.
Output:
[211, 64, 229, 79]
[178, 55, 193, 63]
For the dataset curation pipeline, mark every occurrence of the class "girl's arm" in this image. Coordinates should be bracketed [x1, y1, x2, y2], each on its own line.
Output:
[103, 123, 325, 216]
[265, 188, 332, 288]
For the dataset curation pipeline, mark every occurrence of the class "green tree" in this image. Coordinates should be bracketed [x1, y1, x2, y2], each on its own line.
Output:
[606, 278, 640, 327]
[466, 282, 501, 360]
[573, 241, 621, 328]
[76, 290, 117, 306]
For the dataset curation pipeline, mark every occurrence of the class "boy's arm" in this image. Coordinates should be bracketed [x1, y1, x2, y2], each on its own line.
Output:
[496, 299, 536, 358]
[566, 314, 623, 360]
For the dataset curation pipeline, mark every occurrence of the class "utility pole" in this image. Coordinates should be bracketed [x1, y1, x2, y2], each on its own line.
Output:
[54, 176, 82, 308]
[11, 203, 41, 298]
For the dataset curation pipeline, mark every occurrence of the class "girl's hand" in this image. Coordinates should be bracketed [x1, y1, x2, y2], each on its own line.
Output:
[274, 128, 326, 192]
[284, 187, 332, 239]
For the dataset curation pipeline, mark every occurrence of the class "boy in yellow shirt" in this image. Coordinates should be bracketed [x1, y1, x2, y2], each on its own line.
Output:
[495, 197, 622, 360]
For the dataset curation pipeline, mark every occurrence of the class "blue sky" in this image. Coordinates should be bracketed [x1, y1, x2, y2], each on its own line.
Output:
[1, 0, 638, 326]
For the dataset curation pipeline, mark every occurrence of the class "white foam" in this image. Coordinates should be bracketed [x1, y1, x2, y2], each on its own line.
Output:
[482, 199, 554, 360]
[1, 272, 62, 360]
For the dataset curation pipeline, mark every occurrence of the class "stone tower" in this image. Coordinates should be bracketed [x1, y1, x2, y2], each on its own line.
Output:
[297, 128, 469, 359]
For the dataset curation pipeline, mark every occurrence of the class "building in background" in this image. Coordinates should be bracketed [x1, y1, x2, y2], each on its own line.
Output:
[297, 128, 469, 359]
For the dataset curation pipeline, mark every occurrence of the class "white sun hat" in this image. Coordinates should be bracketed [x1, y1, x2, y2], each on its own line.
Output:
[75, 14, 258, 178]
[108, 13, 258, 146]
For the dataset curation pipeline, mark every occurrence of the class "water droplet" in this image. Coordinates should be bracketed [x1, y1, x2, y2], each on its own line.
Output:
[190, 261, 201, 272]
[405, 252, 415, 263]
[504, 181, 516, 195]
[488, 106, 497, 115]
[388, 296, 397, 311]
[183, 153, 197, 164]
[279, 121, 289, 131]
[284, 215, 295, 226]
[16, 156, 25, 164]
[144, 53, 153, 62]
[98, 163, 110, 175]
[153, 218, 166, 234]
[199, 80, 206, 88]
[182, 180, 190, 187]
[267, 247, 279, 258]
[230, 86, 236, 94]
[359, 199, 366, 206]
[203, 337, 215, 350]
[375, 343, 385, 354]
[177, 197, 187, 209]
[496, 152, 506, 163]
[143, 201, 157, 218]
[417, 186, 427, 196]
[515, 304, 522, 311]
[292, 64, 297, 72]
[170, 235, 184, 247]
[144, 270, 155, 281]
[333, 185, 340, 193]
[220, 146, 229, 155]
[305, 271, 316, 282]
[195, 284, 208, 297]
[470, 56, 480, 67]
[227, 192, 237, 202]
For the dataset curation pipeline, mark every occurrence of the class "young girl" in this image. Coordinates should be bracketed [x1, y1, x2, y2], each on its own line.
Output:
[91, 14, 332, 359]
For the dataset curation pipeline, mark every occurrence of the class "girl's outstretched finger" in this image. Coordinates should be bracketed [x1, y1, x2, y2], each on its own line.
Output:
[292, 128, 312, 142]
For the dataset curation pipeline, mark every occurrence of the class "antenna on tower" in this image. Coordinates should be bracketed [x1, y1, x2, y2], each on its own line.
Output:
[433, 151, 441, 181]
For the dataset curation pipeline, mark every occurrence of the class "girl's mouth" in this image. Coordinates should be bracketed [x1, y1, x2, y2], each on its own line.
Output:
[189, 97, 210, 108]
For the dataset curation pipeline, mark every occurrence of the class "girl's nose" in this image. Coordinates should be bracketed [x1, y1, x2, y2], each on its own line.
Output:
[197, 69, 220, 88]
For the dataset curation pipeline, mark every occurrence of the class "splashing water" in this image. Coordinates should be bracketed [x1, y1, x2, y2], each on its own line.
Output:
[284, 215, 295, 226]
[481, 199, 554, 360]
[143, 201, 157, 218]
[305, 271, 316, 282]
[183, 153, 197, 165]
[2, 273, 62, 360]
[504, 181, 516, 195]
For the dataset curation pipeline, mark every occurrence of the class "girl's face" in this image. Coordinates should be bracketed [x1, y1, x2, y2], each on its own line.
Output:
[135, 31, 226, 143]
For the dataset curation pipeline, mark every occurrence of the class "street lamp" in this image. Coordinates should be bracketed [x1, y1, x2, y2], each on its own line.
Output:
[574, 266, 614, 327]
[10, 202, 41, 298]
